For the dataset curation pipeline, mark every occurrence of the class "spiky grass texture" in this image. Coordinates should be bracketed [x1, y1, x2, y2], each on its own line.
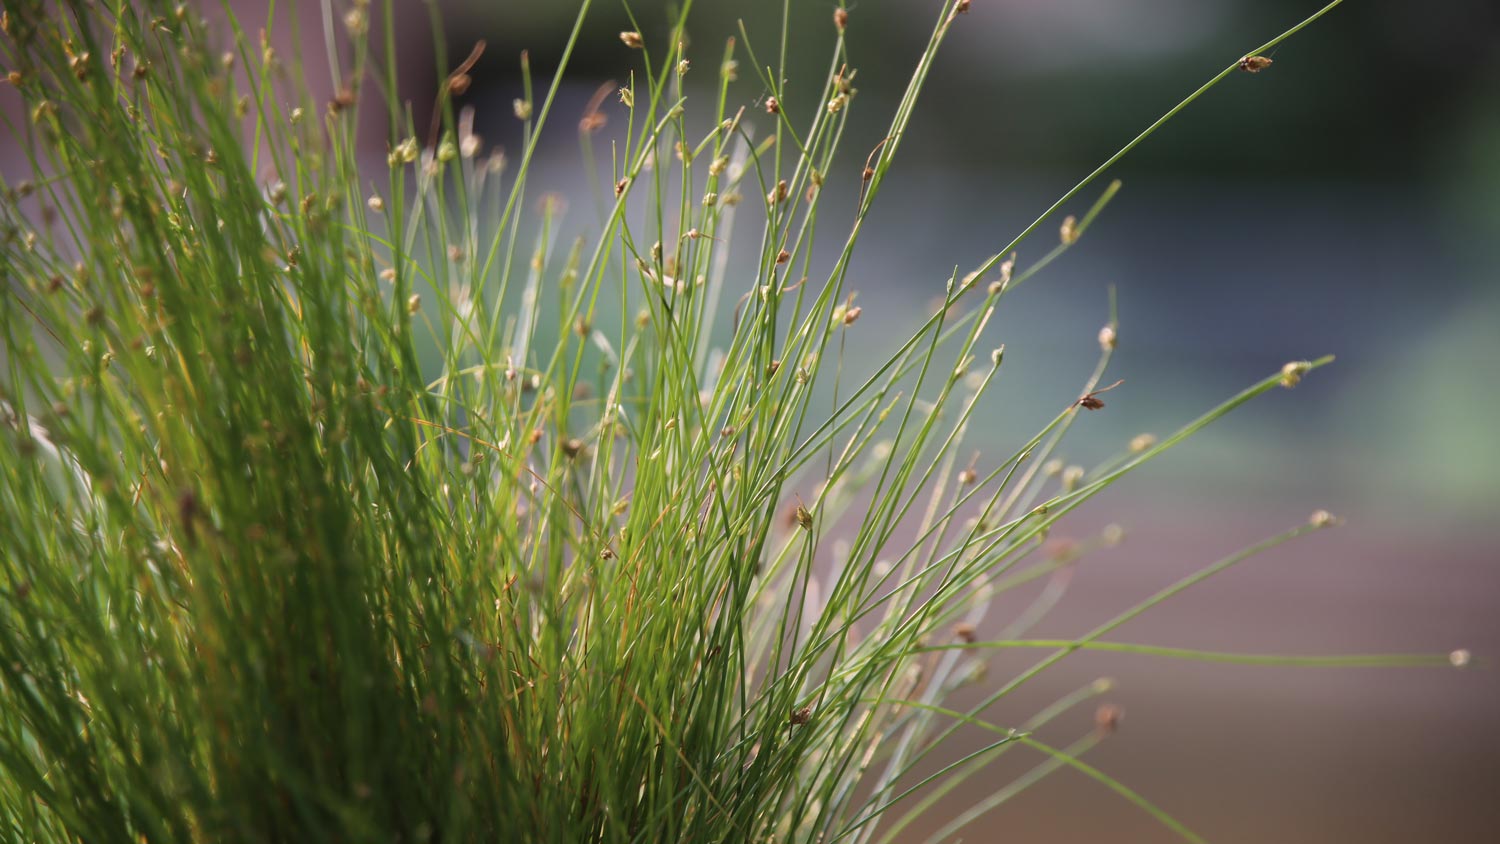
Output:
[0, 1, 1458, 841]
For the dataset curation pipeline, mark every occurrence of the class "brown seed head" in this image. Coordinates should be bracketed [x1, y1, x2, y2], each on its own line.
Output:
[620, 31, 644, 49]
[765, 96, 780, 114]
[331, 87, 356, 112]
[1076, 379, 1123, 411]
[1239, 55, 1273, 73]
[834, 8, 849, 30]
[791, 705, 812, 726]
[776, 249, 791, 265]
[1095, 703, 1124, 736]
[953, 622, 977, 643]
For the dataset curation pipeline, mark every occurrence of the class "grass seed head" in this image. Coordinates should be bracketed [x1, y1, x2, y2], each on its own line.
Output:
[1281, 360, 1312, 388]
[1239, 55, 1274, 73]
[1309, 509, 1340, 528]
[1059, 214, 1079, 245]
[1101, 523, 1125, 545]
[1098, 324, 1117, 350]
[794, 499, 814, 531]
[620, 31, 644, 49]
[1095, 703, 1124, 736]
[834, 8, 849, 30]
[1061, 465, 1085, 491]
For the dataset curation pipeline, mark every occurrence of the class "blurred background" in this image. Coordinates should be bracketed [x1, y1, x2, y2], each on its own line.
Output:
[11, 0, 1498, 840]
[409, 2, 1500, 841]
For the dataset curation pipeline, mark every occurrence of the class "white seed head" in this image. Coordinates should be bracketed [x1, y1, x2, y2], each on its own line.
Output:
[460, 133, 482, 158]
[1059, 214, 1079, 245]
[1098, 324, 1117, 350]
[1281, 360, 1312, 389]
[1309, 509, 1339, 528]
[1101, 523, 1125, 546]
[1061, 465, 1085, 491]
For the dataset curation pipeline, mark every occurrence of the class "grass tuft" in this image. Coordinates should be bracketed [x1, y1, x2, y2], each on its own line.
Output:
[0, 1, 1459, 841]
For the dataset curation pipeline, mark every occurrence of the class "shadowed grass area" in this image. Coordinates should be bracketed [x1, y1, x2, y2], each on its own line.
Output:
[0, 1, 1459, 841]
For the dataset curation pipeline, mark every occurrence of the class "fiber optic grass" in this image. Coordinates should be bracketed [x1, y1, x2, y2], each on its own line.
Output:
[0, 1, 1464, 842]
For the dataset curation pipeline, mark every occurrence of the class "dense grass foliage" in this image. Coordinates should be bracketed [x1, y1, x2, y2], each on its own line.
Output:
[0, 1, 1456, 841]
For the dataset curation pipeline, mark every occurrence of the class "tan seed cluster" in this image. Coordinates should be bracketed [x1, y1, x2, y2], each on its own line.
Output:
[1280, 360, 1312, 388]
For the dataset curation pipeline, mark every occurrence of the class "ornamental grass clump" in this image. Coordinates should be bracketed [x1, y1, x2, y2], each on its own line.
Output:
[0, 1, 1462, 841]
